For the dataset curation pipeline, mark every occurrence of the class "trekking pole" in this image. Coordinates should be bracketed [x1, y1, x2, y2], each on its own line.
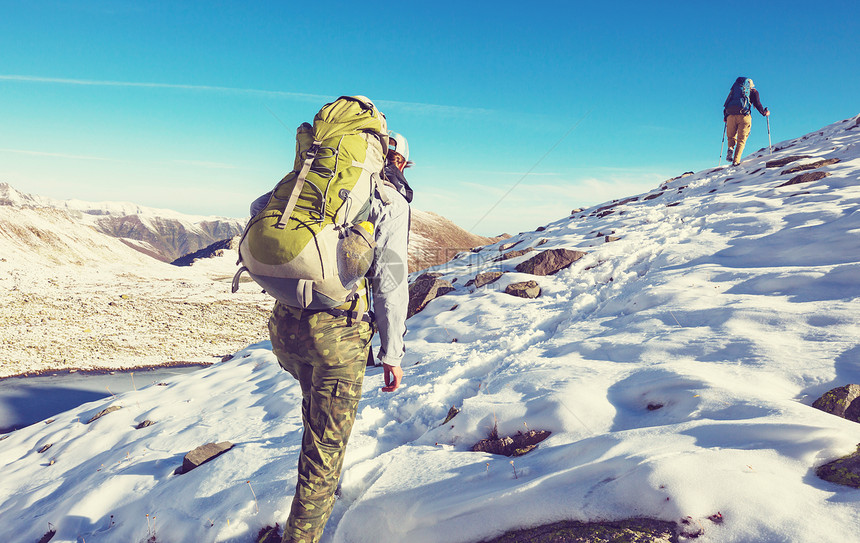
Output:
[766, 116, 772, 154]
[718, 123, 726, 167]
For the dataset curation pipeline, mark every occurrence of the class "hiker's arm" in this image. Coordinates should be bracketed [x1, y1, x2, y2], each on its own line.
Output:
[750, 89, 768, 116]
[369, 186, 410, 372]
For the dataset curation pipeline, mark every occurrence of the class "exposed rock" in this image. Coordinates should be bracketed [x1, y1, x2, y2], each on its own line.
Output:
[408, 274, 455, 318]
[535, 226, 546, 232]
[87, 405, 122, 424]
[536, 238, 549, 247]
[765, 155, 812, 168]
[505, 281, 541, 299]
[497, 248, 534, 261]
[667, 171, 694, 182]
[643, 192, 664, 201]
[175, 441, 234, 475]
[472, 430, 552, 457]
[777, 171, 830, 187]
[136, 420, 155, 429]
[37, 443, 53, 454]
[571, 207, 585, 214]
[666, 202, 681, 207]
[466, 271, 503, 288]
[816, 446, 860, 488]
[256, 524, 282, 543]
[442, 406, 460, 425]
[515, 249, 587, 276]
[780, 158, 840, 175]
[37, 528, 57, 543]
[812, 385, 860, 421]
[479, 518, 678, 543]
[499, 240, 524, 252]
[605, 236, 621, 243]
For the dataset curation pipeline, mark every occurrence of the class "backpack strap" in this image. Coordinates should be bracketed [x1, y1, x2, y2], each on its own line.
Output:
[276, 141, 321, 229]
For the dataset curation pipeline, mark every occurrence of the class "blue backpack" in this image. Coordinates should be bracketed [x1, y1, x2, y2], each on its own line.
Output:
[724, 77, 752, 115]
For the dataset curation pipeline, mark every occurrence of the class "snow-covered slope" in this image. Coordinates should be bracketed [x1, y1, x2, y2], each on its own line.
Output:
[1, 115, 859, 543]
[0, 202, 272, 377]
[0, 183, 246, 262]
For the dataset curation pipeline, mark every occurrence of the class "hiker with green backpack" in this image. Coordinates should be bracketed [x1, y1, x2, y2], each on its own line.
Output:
[234, 96, 410, 543]
[723, 77, 770, 166]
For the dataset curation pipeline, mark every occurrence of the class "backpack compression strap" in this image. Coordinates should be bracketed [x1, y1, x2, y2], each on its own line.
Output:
[276, 141, 321, 229]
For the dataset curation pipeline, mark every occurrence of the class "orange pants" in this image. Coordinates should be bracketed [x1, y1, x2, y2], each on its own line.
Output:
[726, 114, 751, 165]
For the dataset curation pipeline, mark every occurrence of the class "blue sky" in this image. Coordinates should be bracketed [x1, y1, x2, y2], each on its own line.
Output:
[1, 1, 857, 236]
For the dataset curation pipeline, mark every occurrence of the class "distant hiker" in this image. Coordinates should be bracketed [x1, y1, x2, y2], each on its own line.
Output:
[236, 97, 410, 543]
[723, 77, 769, 166]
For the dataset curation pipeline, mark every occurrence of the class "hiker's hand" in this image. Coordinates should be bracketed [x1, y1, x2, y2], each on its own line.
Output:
[382, 364, 403, 392]
[764, 108, 770, 116]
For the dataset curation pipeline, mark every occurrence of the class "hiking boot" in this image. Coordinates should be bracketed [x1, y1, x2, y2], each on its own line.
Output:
[726, 149, 734, 162]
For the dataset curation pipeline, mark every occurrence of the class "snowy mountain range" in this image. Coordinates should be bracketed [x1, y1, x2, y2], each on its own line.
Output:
[0, 182, 494, 271]
[0, 183, 246, 262]
[1, 114, 859, 542]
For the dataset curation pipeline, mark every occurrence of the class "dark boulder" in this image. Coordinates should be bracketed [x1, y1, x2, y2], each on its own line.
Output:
[505, 281, 541, 299]
[780, 158, 840, 175]
[408, 274, 455, 318]
[515, 248, 587, 276]
[466, 271, 503, 288]
[812, 385, 860, 422]
[816, 446, 860, 488]
[766, 155, 811, 168]
[777, 171, 830, 187]
[479, 518, 678, 543]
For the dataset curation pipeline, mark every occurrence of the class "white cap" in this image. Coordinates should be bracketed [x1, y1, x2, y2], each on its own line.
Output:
[387, 131, 409, 163]
[748, 79, 755, 88]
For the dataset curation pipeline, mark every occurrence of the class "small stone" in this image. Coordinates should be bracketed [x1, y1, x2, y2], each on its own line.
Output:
[37, 443, 53, 454]
[175, 441, 234, 475]
[87, 405, 122, 424]
[505, 281, 541, 299]
[472, 429, 551, 456]
[136, 420, 155, 429]
[499, 240, 523, 252]
[442, 406, 460, 425]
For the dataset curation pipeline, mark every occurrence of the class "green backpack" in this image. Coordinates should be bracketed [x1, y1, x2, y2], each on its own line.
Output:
[232, 96, 389, 314]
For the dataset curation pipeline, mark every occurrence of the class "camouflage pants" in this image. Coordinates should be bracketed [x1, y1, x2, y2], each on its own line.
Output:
[268, 302, 373, 543]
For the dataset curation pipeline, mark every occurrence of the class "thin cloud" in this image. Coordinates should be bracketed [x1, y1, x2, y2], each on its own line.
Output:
[0, 147, 115, 161]
[0, 74, 329, 102]
[0, 74, 492, 116]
